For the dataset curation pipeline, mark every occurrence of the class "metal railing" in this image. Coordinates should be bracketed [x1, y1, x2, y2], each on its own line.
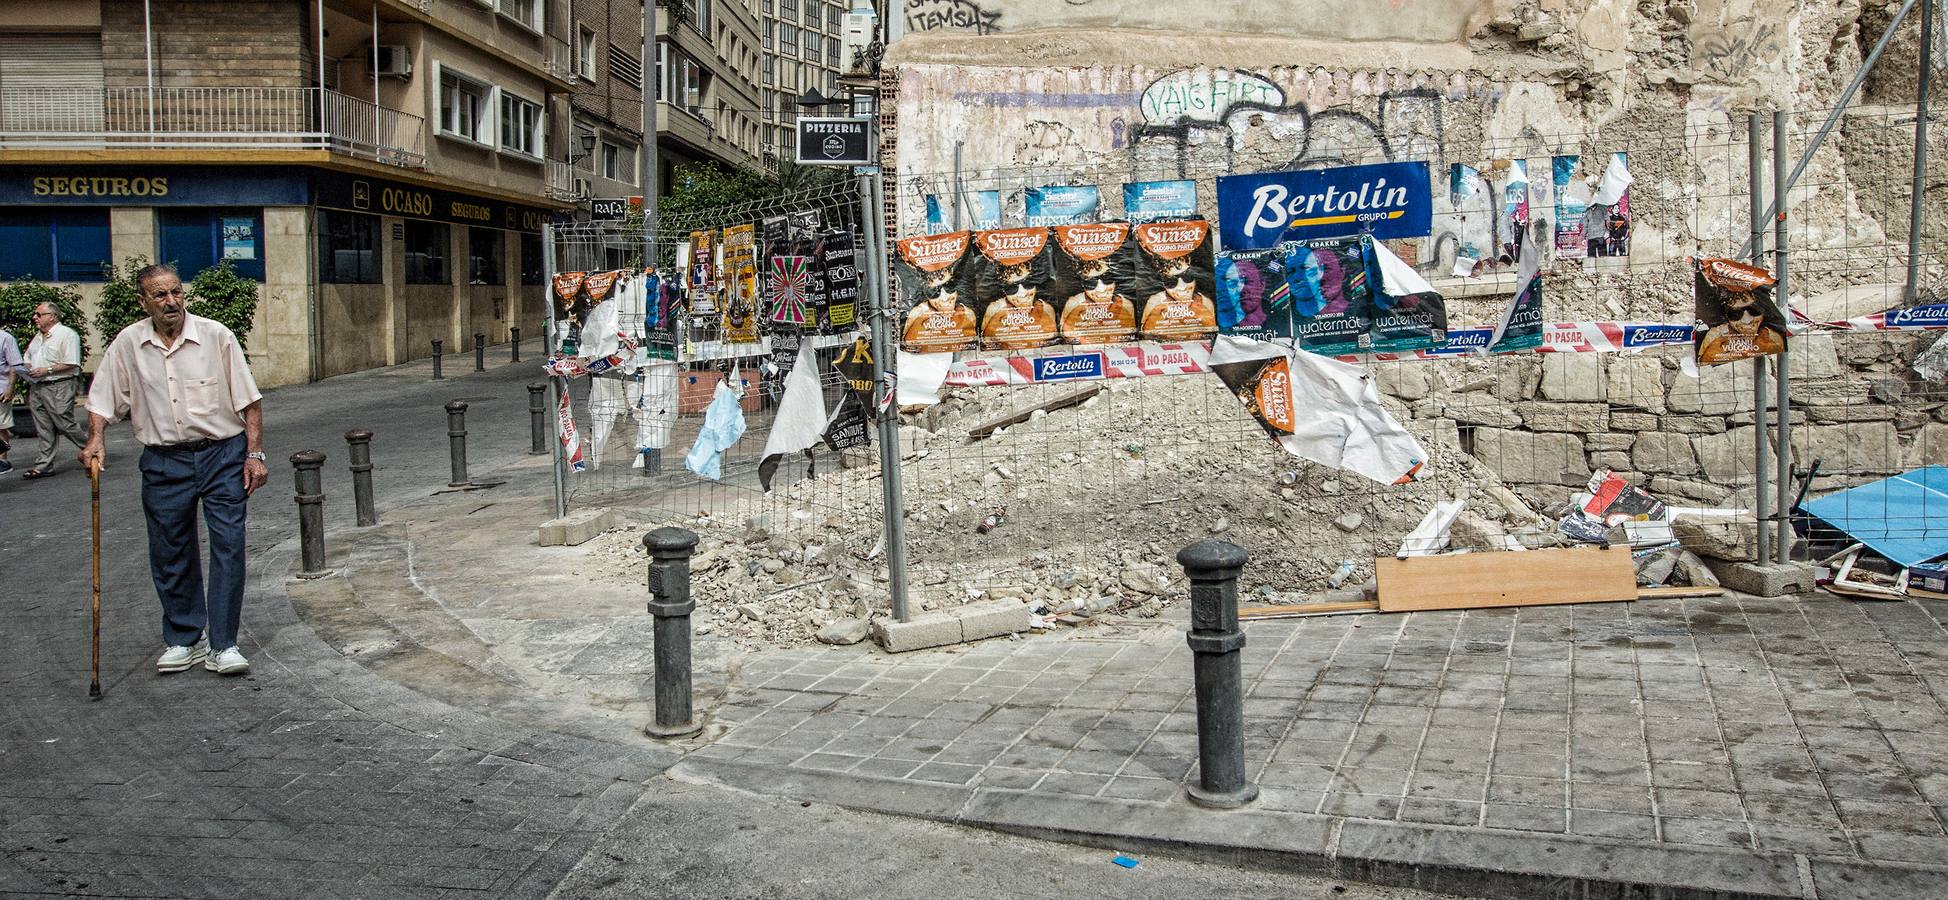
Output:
[544, 36, 577, 82]
[0, 86, 425, 168]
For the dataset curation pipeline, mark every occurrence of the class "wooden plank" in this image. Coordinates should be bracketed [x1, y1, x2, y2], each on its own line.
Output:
[1238, 600, 1380, 620]
[1636, 586, 1728, 599]
[967, 384, 1103, 440]
[1377, 546, 1636, 612]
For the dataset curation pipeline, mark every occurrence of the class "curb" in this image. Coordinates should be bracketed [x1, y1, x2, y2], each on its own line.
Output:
[673, 757, 1948, 900]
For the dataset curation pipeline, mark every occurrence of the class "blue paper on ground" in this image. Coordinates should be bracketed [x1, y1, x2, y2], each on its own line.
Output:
[1111, 855, 1139, 869]
[1801, 466, 1948, 568]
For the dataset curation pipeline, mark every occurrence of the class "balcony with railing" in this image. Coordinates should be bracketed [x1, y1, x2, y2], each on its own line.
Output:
[0, 86, 426, 168]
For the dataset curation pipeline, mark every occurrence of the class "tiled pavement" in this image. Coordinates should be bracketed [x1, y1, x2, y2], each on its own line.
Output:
[679, 593, 1948, 895]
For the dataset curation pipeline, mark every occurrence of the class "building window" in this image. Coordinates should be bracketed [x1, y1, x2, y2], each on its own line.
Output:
[521, 231, 543, 285]
[826, 36, 839, 63]
[685, 0, 712, 33]
[404, 220, 449, 284]
[801, 2, 816, 26]
[576, 26, 597, 80]
[762, 20, 772, 50]
[318, 210, 381, 284]
[468, 227, 504, 285]
[601, 141, 637, 185]
[499, 90, 543, 158]
[827, 2, 840, 30]
[438, 67, 489, 144]
[0, 208, 109, 282]
[496, 0, 542, 32]
[680, 56, 706, 115]
[158, 208, 264, 282]
[778, 23, 796, 55]
[778, 0, 796, 19]
[804, 31, 819, 62]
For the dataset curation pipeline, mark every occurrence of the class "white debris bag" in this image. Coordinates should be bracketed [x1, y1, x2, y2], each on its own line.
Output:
[1207, 334, 1428, 486]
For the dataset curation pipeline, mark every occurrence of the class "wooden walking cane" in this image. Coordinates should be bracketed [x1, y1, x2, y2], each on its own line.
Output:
[88, 460, 101, 701]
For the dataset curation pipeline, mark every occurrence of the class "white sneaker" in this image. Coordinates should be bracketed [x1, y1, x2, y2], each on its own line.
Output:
[205, 646, 250, 675]
[157, 640, 209, 673]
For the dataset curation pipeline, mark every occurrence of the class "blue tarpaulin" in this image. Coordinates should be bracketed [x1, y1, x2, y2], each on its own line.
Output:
[1801, 466, 1948, 568]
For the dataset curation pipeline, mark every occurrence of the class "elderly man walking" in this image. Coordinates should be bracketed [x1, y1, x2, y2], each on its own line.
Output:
[22, 302, 89, 478]
[0, 326, 21, 476]
[82, 265, 269, 675]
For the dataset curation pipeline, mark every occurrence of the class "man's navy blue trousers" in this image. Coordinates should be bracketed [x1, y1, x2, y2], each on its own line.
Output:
[139, 433, 247, 650]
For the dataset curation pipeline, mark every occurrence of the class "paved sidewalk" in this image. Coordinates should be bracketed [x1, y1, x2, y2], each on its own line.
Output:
[276, 453, 1948, 898]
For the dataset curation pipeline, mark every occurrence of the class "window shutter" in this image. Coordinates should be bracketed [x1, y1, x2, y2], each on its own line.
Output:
[0, 33, 105, 131]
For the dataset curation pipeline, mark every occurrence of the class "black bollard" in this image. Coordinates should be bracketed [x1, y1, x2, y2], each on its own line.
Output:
[445, 400, 470, 487]
[292, 450, 329, 578]
[1179, 539, 1258, 809]
[643, 527, 703, 738]
[510, 326, 522, 363]
[473, 332, 486, 372]
[345, 429, 377, 527]
[527, 382, 548, 455]
[431, 339, 444, 380]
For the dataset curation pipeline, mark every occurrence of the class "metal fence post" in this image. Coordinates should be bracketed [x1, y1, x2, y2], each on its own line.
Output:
[1908, 0, 1936, 305]
[858, 170, 910, 623]
[445, 400, 470, 487]
[644, 527, 703, 739]
[292, 450, 329, 578]
[345, 429, 377, 527]
[1773, 110, 1794, 563]
[431, 339, 444, 380]
[527, 382, 548, 455]
[510, 326, 522, 363]
[1747, 112, 1771, 565]
[1179, 539, 1257, 809]
[474, 332, 486, 372]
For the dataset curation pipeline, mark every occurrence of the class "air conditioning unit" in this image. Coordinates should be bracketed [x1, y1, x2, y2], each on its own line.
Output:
[374, 45, 413, 78]
[573, 177, 593, 200]
[841, 3, 875, 70]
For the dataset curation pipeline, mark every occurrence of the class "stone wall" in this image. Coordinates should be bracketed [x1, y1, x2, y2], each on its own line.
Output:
[100, 0, 306, 90]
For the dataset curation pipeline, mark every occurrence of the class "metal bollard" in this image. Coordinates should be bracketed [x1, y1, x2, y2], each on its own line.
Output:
[510, 326, 521, 363]
[527, 382, 548, 455]
[473, 333, 486, 372]
[292, 450, 329, 579]
[345, 429, 377, 527]
[431, 339, 444, 380]
[1179, 539, 1258, 809]
[445, 400, 470, 487]
[644, 527, 703, 738]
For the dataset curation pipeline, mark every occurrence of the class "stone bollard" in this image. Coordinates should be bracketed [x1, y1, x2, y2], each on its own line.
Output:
[510, 326, 522, 363]
[292, 450, 329, 579]
[1179, 539, 1258, 809]
[644, 527, 703, 738]
[445, 400, 470, 487]
[345, 429, 377, 527]
[431, 339, 444, 380]
[527, 382, 548, 455]
[473, 333, 486, 372]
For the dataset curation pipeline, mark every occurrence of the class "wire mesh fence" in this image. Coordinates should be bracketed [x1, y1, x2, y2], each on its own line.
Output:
[539, 95, 1945, 614]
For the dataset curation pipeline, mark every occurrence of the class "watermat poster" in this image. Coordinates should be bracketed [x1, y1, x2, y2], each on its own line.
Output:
[925, 191, 1001, 233]
[1123, 180, 1198, 223]
[1216, 161, 1432, 250]
[1024, 185, 1101, 227]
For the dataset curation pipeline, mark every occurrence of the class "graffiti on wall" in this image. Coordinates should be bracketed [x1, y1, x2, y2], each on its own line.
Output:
[1687, 0, 1790, 79]
[905, 0, 1003, 35]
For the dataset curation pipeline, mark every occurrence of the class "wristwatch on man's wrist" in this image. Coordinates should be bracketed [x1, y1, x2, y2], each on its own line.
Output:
[246, 451, 267, 462]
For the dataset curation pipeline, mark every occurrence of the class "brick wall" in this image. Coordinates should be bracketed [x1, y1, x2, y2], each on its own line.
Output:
[568, 0, 644, 140]
[101, 0, 305, 90]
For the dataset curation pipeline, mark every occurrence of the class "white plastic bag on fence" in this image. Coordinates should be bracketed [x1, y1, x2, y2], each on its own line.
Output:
[633, 360, 679, 457]
[579, 297, 622, 362]
[758, 342, 829, 490]
[587, 376, 628, 469]
[685, 376, 747, 481]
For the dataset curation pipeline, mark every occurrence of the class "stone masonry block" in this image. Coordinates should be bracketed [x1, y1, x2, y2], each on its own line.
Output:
[1470, 428, 1591, 486]
[1610, 412, 1661, 432]
[874, 600, 1031, 653]
[538, 508, 616, 547]
[958, 600, 1033, 642]
[1583, 433, 1636, 452]
[1605, 356, 1667, 414]
[1631, 432, 1700, 475]
[1667, 363, 1769, 416]
[1540, 353, 1605, 401]
[1517, 401, 1608, 433]
[1705, 560, 1816, 598]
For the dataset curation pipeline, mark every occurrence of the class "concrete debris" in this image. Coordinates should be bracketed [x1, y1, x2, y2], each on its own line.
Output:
[815, 617, 870, 645]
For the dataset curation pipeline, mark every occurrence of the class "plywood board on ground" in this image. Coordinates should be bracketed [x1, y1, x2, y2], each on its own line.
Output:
[1237, 600, 1380, 620]
[1377, 546, 1637, 612]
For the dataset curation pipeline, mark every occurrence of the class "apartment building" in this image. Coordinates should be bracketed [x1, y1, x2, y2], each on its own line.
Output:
[0, 0, 580, 386]
[756, 0, 849, 169]
[654, 0, 763, 190]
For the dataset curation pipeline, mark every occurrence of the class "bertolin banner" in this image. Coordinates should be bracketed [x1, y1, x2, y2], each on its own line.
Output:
[1216, 161, 1432, 251]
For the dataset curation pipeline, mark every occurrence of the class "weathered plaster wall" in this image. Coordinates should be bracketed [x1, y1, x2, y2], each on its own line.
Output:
[898, 0, 1496, 45]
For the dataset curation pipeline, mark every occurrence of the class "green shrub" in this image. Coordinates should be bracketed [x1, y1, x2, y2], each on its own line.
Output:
[0, 277, 89, 360]
[186, 260, 260, 349]
[93, 256, 151, 345]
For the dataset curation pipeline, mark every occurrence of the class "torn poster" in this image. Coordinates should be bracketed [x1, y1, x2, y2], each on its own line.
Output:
[587, 376, 628, 469]
[1490, 229, 1545, 353]
[897, 350, 952, 407]
[759, 342, 828, 491]
[925, 191, 1001, 232]
[634, 360, 679, 453]
[1207, 334, 1427, 486]
[823, 389, 872, 451]
[1023, 184, 1101, 227]
[684, 377, 747, 481]
[1693, 257, 1787, 365]
[1496, 159, 1529, 265]
[721, 225, 761, 343]
[1553, 155, 1588, 260]
[832, 335, 878, 421]
[557, 385, 586, 473]
[1368, 238, 1449, 353]
[817, 228, 860, 332]
[1587, 152, 1633, 259]
[1123, 179, 1198, 223]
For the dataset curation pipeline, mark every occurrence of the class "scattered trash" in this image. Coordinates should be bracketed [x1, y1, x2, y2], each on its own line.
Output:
[977, 507, 1008, 534]
[1327, 559, 1358, 588]
[1398, 499, 1465, 557]
[1111, 855, 1140, 869]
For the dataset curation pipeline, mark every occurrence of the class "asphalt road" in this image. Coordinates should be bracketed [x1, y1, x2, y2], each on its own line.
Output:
[0, 354, 1471, 899]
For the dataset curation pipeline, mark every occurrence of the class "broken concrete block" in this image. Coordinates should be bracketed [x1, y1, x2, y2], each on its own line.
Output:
[1705, 560, 1816, 598]
[958, 599, 1032, 642]
[815, 617, 870, 645]
[1377, 364, 1433, 400]
[873, 600, 1030, 653]
[538, 508, 616, 547]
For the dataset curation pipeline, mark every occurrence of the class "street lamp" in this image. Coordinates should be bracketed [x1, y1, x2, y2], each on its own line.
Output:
[794, 87, 843, 111]
[568, 129, 597, 165]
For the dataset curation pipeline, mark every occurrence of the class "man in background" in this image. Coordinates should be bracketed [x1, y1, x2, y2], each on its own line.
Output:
[22, 302, 87, 478]
[0, 325, 20, 476]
